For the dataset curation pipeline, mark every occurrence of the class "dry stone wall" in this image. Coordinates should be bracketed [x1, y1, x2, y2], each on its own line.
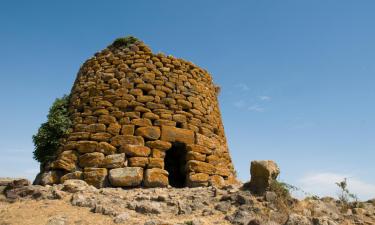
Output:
[41, 38, 237, 188]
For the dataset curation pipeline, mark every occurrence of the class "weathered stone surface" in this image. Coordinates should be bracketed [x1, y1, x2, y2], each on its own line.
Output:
[102, 153, 125, 168]
[131, 118, 152, 127]
[107, 123, 121, 135]
[109, 167, 143, 187]
[195, 134, 216, 149]
[97, 142, 116, 155]
[145, 140, 172, 150]
[186, 151, 206, 161]
[128, 157, 149, 167]
[160, 126, 195, 144]
[91, 132, 112, 142]
[249, 160, 280, 194]
[111, 135, 144, 147]
[144, 168, 169, 187]
[76, 141, 98, 153]
[148, 158, 164, 169]
[187, 173, 209, 187]
[62, 179, 89, 193]
[187, 160, 215, 175]
[119, 145, 150, 157]
[51, 150, 78, 171]
[121, 125, 134, 135]
[135, 126, 160, 140]
[79, 152, 105, 167]
[209, 175, 225, 188]
[86, 123, 106, 133]
[83, 168, 108, 188]
[60, 171, 83, 183]
[186, 144, 212, 154]
[40, 171, 61, 185]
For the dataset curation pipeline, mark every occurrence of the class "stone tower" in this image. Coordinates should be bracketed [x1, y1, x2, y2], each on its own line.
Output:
[38, 37, 236, 188]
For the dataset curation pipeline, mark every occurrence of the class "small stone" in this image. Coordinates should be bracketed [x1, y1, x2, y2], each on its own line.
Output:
[113, 212, 129, 224]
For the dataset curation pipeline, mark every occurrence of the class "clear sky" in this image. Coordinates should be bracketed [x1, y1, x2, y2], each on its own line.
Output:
[1, 1, 374, 200]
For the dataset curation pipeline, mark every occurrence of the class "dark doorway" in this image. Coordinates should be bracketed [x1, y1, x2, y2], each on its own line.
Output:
[164, 142, 187, 188]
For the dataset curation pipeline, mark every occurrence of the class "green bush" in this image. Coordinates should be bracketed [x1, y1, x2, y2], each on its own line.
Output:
[33, 95, 72, 164]
[112, 36, 139, 48]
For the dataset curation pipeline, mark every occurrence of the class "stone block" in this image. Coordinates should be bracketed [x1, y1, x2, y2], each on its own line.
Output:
[119, 144, 151, 157]
[186, 173, 209, 187]
[160, 126, 194, 144]
[186, 144, 212, 154]
[76, 141, 98, 153]
[209, 175, 225, 188]
[97, 142, 116, 155]
[195, 133, 216, 149]
[131, 118, 152, 127]
[109, 167, 143, 187]
[60, 171, 83, 183]
[249, 160, 280, 194]
[91, 132, 112, 142]
[128, 157, 149, 167]
[186, 160, 215, 175]
[146, 140, 172, 150]
[107, 123, 121, 135]
[79, 152, 105, 167]
[144, 168, 169, 187]
[98, 115, 117, 125]
[135, 126, 160, 140]
[121, 125, 135, 135]
[51, 150, 78, 171]
[86, 123, 106, 133]
[186, 151, 206, 162]
[83, 168, 108, 188]
[111, 135, 144, 147]
[148, 158, 164, 169]
[102, 153, 125, 168]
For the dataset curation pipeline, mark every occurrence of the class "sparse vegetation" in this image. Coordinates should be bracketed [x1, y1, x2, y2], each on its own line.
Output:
[270, 180, 296, 200]
[33, 95, 71, 164]
[335, 178, 362, 211]
[112, 36, 139, 48]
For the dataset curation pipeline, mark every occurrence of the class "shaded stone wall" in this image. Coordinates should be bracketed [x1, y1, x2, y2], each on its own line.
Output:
[42, 39, 236, 188]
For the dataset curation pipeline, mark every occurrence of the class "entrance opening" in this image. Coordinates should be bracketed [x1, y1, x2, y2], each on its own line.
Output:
[164, 142, 187, 188]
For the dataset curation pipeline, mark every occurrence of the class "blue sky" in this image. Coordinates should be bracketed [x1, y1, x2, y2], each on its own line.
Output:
[1, 1, 374, 199]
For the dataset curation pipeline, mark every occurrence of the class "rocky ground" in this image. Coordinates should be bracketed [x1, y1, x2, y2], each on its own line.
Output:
[1, 178, 375, 225]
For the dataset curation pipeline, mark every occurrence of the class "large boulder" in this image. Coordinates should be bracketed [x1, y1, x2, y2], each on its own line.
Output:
[249, 160, 280, 194]
[109, 167, 143, 187]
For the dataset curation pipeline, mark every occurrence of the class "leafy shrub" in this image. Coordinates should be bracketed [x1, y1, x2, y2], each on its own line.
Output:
[112, 36, 139, 48]
[33, 95, 72, 164]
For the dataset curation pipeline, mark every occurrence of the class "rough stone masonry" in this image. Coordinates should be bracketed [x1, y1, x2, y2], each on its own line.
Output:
[34, 37, 237, 189]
